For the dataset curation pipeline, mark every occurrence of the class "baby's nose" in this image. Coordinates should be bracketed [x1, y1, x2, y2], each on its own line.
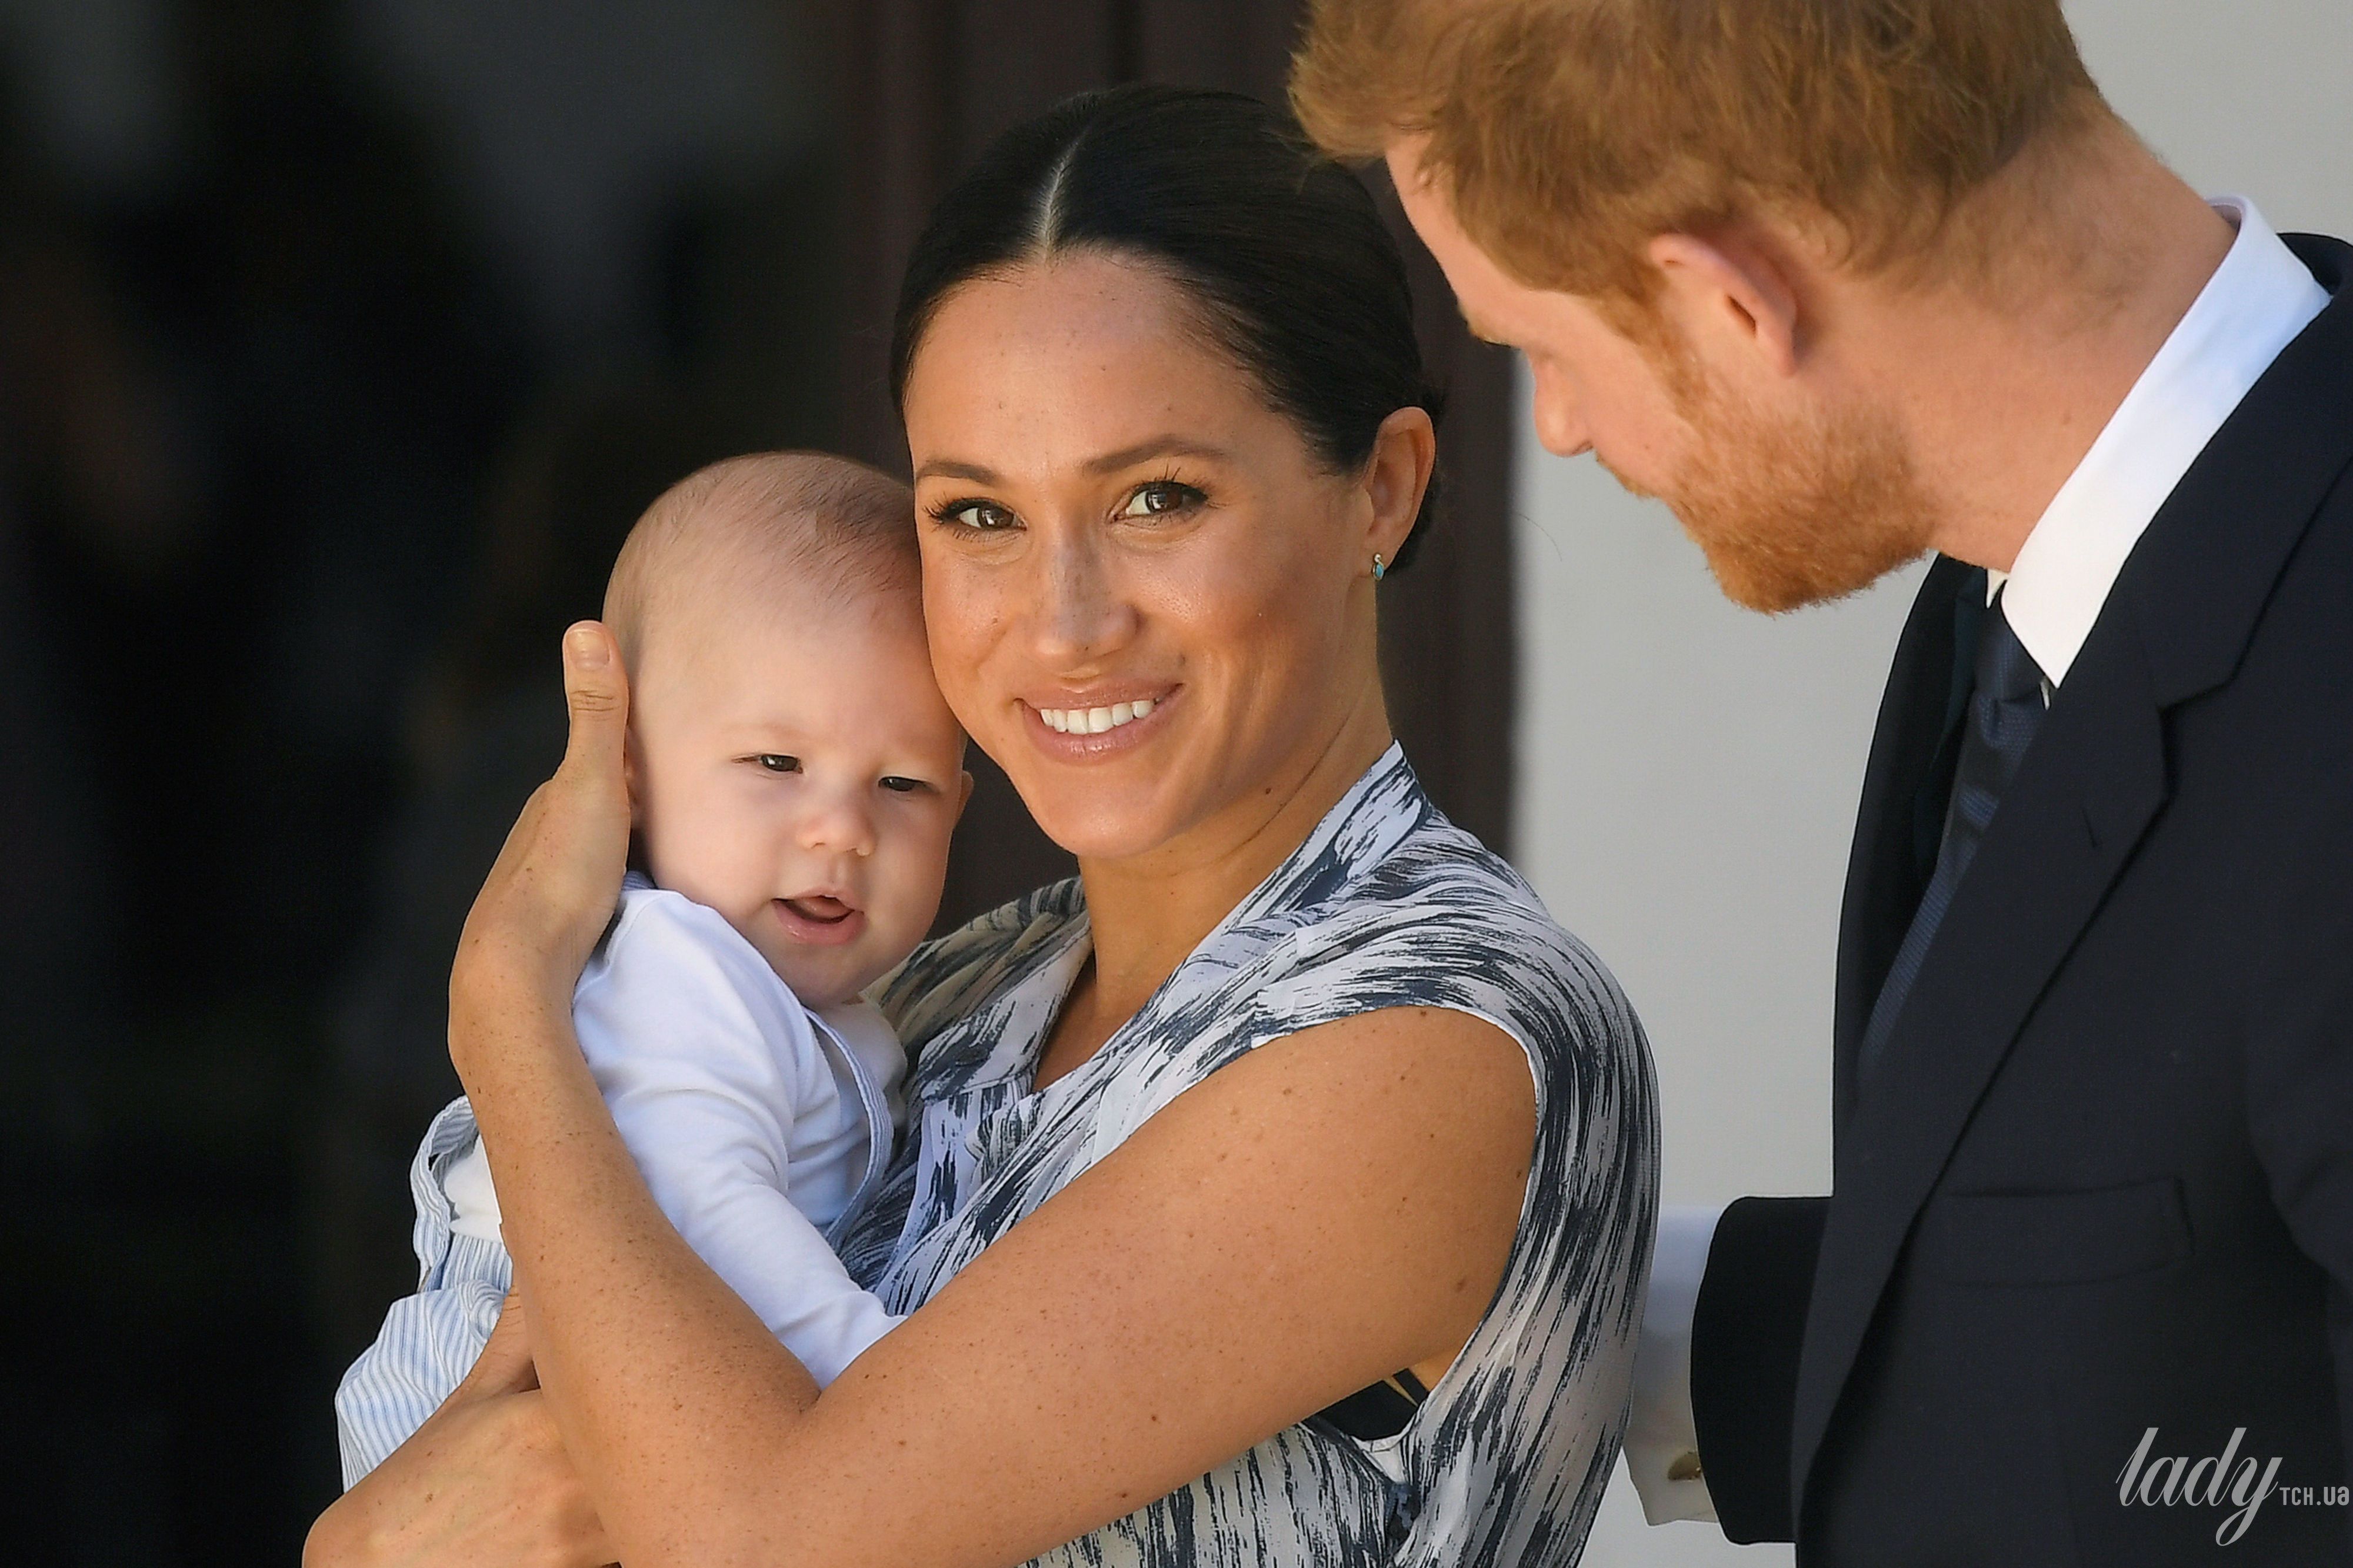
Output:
[799, 795, 877, 858]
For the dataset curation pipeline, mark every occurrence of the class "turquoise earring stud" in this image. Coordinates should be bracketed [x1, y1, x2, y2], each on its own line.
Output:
[1372, 552, 1387, 582]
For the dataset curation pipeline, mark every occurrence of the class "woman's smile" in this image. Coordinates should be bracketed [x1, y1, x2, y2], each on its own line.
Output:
[1022, 686, 1178, 757]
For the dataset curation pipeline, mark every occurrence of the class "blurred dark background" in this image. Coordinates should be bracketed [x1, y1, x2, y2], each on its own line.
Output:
[0, 1, 1511, 1559]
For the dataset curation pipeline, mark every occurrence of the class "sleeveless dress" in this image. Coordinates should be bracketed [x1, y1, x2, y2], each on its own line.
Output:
[839, 746, 1658, 1566]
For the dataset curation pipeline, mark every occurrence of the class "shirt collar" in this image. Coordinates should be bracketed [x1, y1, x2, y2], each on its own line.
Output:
[1992, 197, 2329, 685]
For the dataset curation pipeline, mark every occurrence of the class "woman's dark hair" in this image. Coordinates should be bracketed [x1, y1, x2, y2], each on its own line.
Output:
[889, 84, 1444, 571]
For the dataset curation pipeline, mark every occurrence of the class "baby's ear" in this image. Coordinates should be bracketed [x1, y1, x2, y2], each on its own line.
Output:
[954, 769, 976, 822]
[621, 726, 645, 828]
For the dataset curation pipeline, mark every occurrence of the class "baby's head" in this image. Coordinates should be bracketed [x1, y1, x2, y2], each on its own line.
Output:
[604, 452, 969, 1007]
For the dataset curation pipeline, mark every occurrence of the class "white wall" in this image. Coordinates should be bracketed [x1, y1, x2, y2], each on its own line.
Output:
[1505, 6, 2353, 1563]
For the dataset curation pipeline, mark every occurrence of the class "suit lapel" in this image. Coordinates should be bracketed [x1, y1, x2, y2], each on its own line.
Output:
[1830, 557, 1982, 1129]
[1793, 625, 2169, 1501]
[1791, 232, 2353, 1514]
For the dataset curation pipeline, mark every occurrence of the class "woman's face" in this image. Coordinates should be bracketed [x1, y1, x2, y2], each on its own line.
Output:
[902, 252, 1406, 865]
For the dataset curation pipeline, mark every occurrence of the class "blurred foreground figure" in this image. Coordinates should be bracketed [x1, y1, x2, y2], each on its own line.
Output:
[1298, 1, 2353, 1561]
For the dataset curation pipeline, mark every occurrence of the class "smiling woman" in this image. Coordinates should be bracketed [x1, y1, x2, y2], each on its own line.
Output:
[905, 245, 1424, 876]
[309, 85, 1656, 1568]
[895, 87, 1442, 885]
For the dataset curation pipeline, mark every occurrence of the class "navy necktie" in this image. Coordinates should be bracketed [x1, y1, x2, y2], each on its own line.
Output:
[1857, 588, 2048, 1079]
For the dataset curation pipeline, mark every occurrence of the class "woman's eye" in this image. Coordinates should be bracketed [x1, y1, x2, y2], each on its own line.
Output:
[754, 754, 801, 773]
[1118, 481, 1205, 519]
[935, 499, 1016, 531]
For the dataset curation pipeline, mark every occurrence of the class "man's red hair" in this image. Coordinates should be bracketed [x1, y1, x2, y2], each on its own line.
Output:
[1292, 0, 2113, 304]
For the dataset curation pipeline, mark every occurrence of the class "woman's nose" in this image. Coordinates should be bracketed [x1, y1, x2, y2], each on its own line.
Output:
[1028, 525, 1138, 668]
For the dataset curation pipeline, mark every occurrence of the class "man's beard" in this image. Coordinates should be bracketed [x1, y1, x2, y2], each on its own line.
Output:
[1608, 369, 1941, 614]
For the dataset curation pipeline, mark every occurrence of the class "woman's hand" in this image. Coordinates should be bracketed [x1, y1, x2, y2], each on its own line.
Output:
[305, 1294, 616, 1568]
[449, 623, 633, 1074]
[308, 628, 639, 1564]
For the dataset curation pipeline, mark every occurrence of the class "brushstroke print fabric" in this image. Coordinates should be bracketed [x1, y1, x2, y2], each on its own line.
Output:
[840, 745, 1658, 1566]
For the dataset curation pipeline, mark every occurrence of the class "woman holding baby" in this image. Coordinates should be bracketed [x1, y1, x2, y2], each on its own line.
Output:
[309, 85, 1656, 1568]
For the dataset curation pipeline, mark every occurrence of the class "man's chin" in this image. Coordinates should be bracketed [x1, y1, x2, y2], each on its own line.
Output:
[1697, 545, 1906, 615]
[1686, 518, 1931, 615]
[1608, 369, 1939, 615]
[1597, 462, 1917, 612]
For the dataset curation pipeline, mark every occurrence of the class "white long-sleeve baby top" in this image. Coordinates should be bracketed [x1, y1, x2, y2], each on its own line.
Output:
[336, 873, 905, 1484]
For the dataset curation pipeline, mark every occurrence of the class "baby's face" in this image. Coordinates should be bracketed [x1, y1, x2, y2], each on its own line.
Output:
[628, 587, 969, 1007]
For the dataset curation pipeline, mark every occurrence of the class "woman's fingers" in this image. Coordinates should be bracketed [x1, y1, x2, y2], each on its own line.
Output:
[541, 620, 634, 922]
[462, 1292, 540, 1397]
[550, 620, 632, 885]
[305, 1389, 614, 1567]
[450, 624, 635, 1022]
[558, 622, 628, 799]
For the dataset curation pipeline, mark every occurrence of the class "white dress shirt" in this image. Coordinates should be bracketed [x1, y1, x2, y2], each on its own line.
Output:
[1625, 197, 2331, 1526]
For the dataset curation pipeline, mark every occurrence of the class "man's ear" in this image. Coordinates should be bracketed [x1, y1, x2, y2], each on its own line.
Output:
[1647, 231, 1802, 379]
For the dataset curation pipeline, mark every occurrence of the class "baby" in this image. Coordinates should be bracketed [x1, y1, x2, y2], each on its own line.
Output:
[335, 452, 968, 1484]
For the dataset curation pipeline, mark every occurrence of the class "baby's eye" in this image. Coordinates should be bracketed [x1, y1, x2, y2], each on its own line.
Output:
[752, 754, 801, 774]
[878, 775, 929, 795]
[934, 499, 1017, 532]
[1118, 481, 1205, 519]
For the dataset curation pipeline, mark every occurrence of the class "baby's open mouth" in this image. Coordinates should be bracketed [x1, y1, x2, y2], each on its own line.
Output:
[772, 893, 866, 948]
[781, 895, 854, 925]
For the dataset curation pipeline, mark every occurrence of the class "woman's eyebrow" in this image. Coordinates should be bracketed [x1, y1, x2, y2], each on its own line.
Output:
[915, 439, 1233, 486]
[1082, 437, 1231, 474]
[914, 458, 1001, 484]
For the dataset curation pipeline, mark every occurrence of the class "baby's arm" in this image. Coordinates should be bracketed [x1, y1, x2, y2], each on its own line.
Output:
[332, 1100, 516, 1487]
[577, 896, 903, 1386]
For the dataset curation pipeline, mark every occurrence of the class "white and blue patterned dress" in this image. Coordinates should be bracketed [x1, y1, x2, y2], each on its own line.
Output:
[841, 746, 1658, 1566]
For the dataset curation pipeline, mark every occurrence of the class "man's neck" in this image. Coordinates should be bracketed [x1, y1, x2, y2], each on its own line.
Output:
[1860, 134, 2238, 573]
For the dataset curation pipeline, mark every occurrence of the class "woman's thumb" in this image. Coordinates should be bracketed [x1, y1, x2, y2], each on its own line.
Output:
[560, 622, 628, 776]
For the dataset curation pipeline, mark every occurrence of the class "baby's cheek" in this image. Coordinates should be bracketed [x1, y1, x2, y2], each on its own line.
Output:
[861, 852, 935, 962]
[868, 869, 928, 952]
[646, 813, 745, 914]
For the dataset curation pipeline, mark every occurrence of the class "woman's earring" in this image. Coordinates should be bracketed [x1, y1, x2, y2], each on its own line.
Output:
[1371, 552, 1387, 582]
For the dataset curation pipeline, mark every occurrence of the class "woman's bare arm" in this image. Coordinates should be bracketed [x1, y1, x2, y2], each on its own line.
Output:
[406, 625, 1537, 1568]
[482, 998, 1531, 1568]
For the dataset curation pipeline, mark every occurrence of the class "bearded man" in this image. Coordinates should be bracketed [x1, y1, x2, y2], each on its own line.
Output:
[1296, 3, 2353, 1562]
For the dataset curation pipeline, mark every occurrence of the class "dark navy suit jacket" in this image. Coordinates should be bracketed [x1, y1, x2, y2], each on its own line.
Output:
[1690, 233, 2353, 1566]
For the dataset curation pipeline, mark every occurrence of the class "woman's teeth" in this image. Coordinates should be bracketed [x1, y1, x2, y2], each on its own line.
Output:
[1038, 697, 1155, 735]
